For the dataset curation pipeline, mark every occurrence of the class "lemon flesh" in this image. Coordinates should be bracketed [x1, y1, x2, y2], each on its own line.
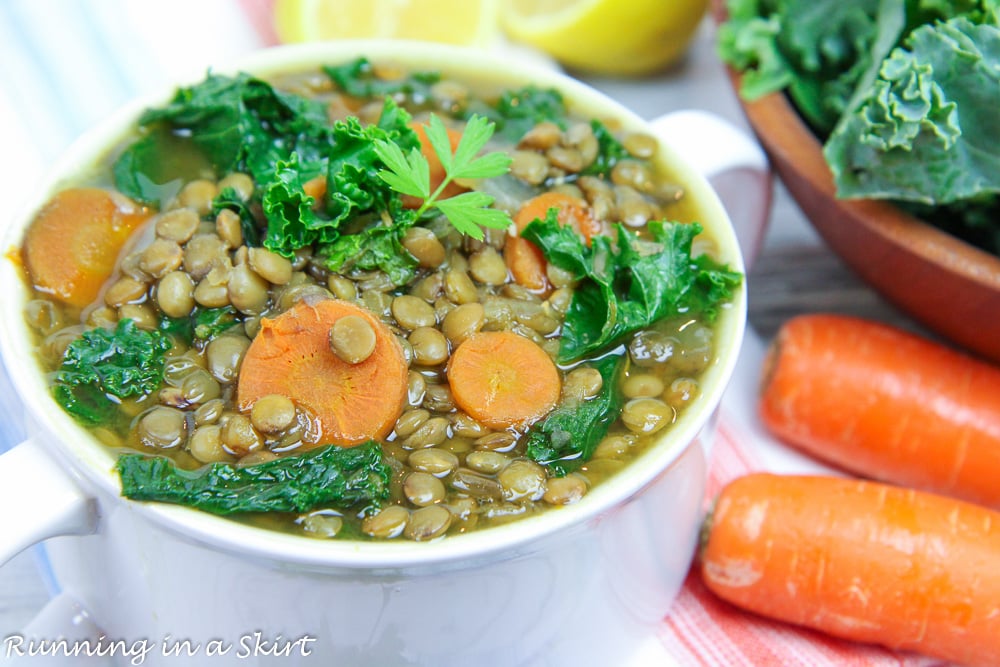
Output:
[501, 0, 708, 76]
[275, 0, 500, 46]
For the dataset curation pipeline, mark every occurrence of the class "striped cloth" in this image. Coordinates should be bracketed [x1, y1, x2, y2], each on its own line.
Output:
[0, 2, 952, 664]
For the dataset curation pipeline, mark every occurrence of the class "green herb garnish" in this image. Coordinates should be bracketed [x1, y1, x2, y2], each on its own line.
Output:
[53, 319, 171, 425]
[374, 113, 513, 240]
[116, 441, 391, 515]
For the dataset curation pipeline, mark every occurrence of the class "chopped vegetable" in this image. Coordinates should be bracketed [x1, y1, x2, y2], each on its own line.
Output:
[467, 85, 568, 143]
[447, 331, 562, 429]
[237, 299, 409, 447]
[160, 306, 241, 344]
[211, 187, 260, 247]
[114, 72, 335, 198]
[701, 473, 1000, 666]
[22, 188, 151, 308]
[323, 57, 440, 101]
[759, 313, 1000, 509]
[522, 215, 741, 362]
[506, 192, 600, 293]
[53, 319, 171, 425]
[581, 120, 630, 178]
[117, 440, 391, 515]
[526, 354, 626, 475]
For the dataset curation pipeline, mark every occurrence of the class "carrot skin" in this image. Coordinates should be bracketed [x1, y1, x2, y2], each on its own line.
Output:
[701, 473, 1000, 666]
[759, 314, 1000, 509]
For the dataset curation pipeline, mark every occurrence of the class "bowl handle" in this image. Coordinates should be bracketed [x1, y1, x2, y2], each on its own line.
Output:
[649, 110, 772, 269]
[0, 439, 97, 566]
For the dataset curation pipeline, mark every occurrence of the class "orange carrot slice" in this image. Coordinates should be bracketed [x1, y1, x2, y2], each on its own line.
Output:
[506, 192, 598, 294]
[22, 187, 151, 309]
[447, 331, 560, 429]
[237, 298, 408, 447]
[402, 122, 466, 209]
[701, 473, 1000, 666]
[759, 313, 1000, 509]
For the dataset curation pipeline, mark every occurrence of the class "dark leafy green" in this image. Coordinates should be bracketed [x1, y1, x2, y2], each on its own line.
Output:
[522, 213, 742, 363]
[324, 57, 440, 100]
[116, 441, 391, 515]
[114, 72, 334, 199]
[317, 218, 418, 285]
[53, 319, 171, 425]
[212, 186, 261, 247]
[581, 119, 631, 178]
[717, 0, 884, 134]
[159, 306, 239, 344]
[467, 86, 568, 143]
[824, 17, 1000, 205]
[525, 355, 626, 475]
[719, 0, 1000, 253]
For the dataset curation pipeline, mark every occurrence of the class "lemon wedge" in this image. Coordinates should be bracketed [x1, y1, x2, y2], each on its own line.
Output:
[501, 0, 708, 76]
[274, 0, 501, 46]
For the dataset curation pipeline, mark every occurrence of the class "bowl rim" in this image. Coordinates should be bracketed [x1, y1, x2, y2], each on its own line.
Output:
[0, 39, 746, 571]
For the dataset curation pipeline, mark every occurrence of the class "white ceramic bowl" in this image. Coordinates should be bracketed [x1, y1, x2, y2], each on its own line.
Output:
[0, 41, 753, 667]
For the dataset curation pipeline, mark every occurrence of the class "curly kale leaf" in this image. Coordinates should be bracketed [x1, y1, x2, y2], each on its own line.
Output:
[825, 17, 1000, 205]
[718, 0, 888, 134]
[521, 214, 742, 363]
[53, 319, 171, 425]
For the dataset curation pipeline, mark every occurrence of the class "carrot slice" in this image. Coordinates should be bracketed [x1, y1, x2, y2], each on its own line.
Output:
[759, 314, 1000, 509]
[447, 331, 561, 429]
[506, 192, 599, 294]
[237, 298, 408, 447]
[701, 473, 1000, 666]
[401, 122, 466, 209]
[22, 187, 151, 309]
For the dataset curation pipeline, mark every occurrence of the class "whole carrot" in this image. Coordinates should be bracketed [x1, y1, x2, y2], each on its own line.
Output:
[759, 314, 1000, 509]
[701, 473, 1000, 666]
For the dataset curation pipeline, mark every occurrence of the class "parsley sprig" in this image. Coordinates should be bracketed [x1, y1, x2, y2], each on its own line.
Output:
[374, 114, 513, 240]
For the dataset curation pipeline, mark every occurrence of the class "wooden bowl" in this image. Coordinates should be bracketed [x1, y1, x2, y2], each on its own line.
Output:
[724, 60, 1000, 363]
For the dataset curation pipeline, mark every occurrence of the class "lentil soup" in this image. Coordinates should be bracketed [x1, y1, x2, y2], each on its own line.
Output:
[18, 53, 742, 543]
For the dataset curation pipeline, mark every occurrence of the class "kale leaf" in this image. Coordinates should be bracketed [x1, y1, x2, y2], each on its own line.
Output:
[521, 213, 742, 363]
[323, 57, 440, 100]
[212, 186, 261, 247]
[581, 119, 631, 178]
[717, 0, 885, 134]
[317, 220, 419, 286]
[53, 319, 171, 425]
[824, 17, 1000, 206]
[159, 306, 240, 344]
[114, 72, 334, 202]
[719, 0, 1000, 252]
[466, 86, 568, 143]
[525, 354, 626, 475]
[116, 441, 391, 515]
